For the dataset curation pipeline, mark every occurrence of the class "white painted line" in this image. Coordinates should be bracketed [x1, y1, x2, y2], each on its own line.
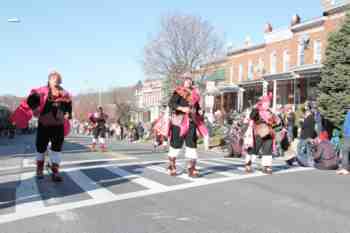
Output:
[8, 158, 199, 180]
[198, 160, 243, 177]
[22, 158, 32, 168]
[60, 159, 185, 173]
[0, 162, 311, 225]
[0, 166, 20, 172]
[209, 158, 313, 174]
[147, 164, 208, 182]
[274, 166, 314, 174]
[105, 166, 168, 191]
[22, 157, 136, 169]
[11, 148, 99, 157]
[209, 158, 262, 173]
[15, 172, 45, 213]
[209, 158, 245, 166]
[68, 170, 117, 201]
[60, 158, 136, 166]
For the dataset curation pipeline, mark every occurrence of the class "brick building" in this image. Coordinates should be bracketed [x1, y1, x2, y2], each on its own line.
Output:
[132, 78, 163, 123]
[199, 0, 350, 114]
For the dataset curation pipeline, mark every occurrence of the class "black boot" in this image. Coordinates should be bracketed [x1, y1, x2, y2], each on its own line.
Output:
[51, 163, 63, 182]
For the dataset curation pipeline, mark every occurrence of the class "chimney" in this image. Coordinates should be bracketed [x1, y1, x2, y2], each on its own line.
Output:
[245, 36, 252, 47]
[264, 23, 273, 33]
[291, 14, 301, 26]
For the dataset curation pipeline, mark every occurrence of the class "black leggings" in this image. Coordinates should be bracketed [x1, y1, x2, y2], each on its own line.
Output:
[253, 135, 273, 155]
[93, 126, 107, 139]
[36, 124, 64, 153]
[170, 121, 197, 149]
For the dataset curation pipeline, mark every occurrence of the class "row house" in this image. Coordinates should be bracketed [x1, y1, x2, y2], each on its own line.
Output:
[199, 0, 350, 114]
[193, 57, 241, 121]
[132, 78, 163, 123]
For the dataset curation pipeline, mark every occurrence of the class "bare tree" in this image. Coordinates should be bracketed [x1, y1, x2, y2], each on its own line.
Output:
[143, 13, 224, 95]
[73, 92, 98, 121]
[109, 86, 136, 123]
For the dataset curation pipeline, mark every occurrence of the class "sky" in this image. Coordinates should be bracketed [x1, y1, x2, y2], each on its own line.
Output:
[0, 0, 322, 97]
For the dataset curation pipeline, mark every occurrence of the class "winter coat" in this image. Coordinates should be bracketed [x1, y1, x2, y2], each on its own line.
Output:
[313, 140, 339, 170]
[300, 114, 316, 140]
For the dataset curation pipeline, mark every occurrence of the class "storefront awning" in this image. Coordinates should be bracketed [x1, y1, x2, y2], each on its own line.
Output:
[217, 83, 241, 93]
[262, 64, 322, 81]
[290, 64, 322, 73]
[204, 86, 220, 96]
[205, 69, 225, 82]
[205, 83, 241, 96]
[238, 79, 265, 87]
[291, 64, 322, 79]
[263, 72, 293, 81]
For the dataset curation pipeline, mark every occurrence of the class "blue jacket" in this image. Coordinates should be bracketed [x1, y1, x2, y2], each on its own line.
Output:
[343, 111, 350, 137]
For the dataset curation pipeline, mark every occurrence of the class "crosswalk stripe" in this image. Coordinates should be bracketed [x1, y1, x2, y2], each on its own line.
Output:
[207, 159, 246, 172]
[105, 166, 168, 191]
[15, 172, 45, 212]
[209, 158, 261, 172]
[274, 166, 314, 174]
[209, 158, 313, 174]
[146, 164, 208, 182]
[0, 165, 20, 172]
[0, 159, 315, 225]
[23, 158, 136, 169]
[210, 158, 245, 166]
[68, 170, 117, 201]
[198, 160, 244, 177]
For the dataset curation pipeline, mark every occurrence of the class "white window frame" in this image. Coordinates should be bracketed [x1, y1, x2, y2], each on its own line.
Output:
[248, 60, 253, 80]
[313, 40, 322, 64]
[283, 50, 290, 72]
[239, 64, 243, 82]
[258, 57, 264, 75]
[270, 51, 277, 75]
[298, 43, 305, 66]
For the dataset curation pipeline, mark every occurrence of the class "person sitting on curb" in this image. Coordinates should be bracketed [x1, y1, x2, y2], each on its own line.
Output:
[286, 131, 338, 170]
[313, 131, 339, 170]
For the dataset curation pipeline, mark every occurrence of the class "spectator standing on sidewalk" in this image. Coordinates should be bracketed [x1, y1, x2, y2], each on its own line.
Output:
[286, 106, 295, 142]
[137, 122, 144, 140]
[297, 109, 317, 167]
[337, 108, 350, 175]
[314, 109, 323, 137]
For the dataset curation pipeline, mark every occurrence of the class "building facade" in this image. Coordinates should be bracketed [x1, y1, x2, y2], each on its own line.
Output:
[200, 0, 350, 113]
[132, 78, 163, 123]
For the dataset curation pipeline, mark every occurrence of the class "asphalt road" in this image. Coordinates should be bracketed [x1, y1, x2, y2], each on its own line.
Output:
[0, 134, 349, 233]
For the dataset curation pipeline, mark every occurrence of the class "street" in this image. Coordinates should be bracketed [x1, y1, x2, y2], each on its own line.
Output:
[0, 135, 349, 233]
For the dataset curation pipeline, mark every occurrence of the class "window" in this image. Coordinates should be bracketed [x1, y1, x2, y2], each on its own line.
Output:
[239, 64, 243, 82]
[270, 52, 277, 74]
[314, 40, 322, 64]
[283, 50, 290, 72]
[248, 60, 253, 80]
[331, 0, 342, 5]
[258, 57, 264, 74]
[298, 43, 305, 66]
[230, 66, 234, 83]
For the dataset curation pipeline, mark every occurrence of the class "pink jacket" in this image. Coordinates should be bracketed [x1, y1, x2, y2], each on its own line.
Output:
[179, 88, 208, 137]
[10, 86, 71, 136]
[153, 88, 208, 138]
